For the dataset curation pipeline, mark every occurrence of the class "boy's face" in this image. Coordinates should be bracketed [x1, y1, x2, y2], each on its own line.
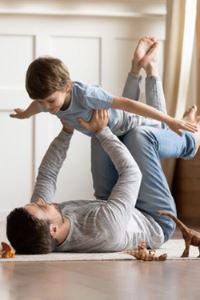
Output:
[37, 90, 68, 113]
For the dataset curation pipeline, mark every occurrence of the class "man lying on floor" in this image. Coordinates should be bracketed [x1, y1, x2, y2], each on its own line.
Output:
[6, 108, 200, 254]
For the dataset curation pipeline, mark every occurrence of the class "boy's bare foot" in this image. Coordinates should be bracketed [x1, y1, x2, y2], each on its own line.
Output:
[139, 41, 159, 76]
[131, 37, 156, 75]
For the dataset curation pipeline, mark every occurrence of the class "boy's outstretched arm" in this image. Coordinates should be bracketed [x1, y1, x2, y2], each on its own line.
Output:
[112, 97, 198, 135]
[10, 101, 42, 119]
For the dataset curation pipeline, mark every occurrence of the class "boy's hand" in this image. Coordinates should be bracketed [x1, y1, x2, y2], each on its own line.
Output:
[167, 117, 198, 135]
[78, 109, 109, 133]
[10, 108, 28, 119]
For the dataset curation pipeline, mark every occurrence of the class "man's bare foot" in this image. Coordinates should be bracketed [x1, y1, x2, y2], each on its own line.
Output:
[183, 105, 197, 123]
[131, 37, 156, 75]
[183, 105, 200, 149]
[193, 118, 200, 150]
[183, 105, 197, 122]
[139, 42, 159, 76]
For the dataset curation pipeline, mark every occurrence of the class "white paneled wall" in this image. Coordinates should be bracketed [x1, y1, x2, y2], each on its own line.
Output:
[0, 0, 166, 219]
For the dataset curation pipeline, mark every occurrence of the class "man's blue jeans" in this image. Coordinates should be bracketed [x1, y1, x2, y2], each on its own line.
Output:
[91, 74, 197, 241]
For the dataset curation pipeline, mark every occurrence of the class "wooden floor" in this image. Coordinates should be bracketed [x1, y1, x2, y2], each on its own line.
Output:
[1, 224, 200, 300]
[1, 260, 200, 300]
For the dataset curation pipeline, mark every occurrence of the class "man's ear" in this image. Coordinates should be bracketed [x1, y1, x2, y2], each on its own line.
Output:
[49, 224, 59, 239]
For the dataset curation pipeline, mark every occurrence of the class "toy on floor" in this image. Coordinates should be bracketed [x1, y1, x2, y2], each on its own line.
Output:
[0, 242, 15, 258]
[159, 210, 200, 258]
[124, 241, 167, 261]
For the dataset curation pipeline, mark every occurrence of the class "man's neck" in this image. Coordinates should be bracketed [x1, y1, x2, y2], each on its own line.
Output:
[57, 217, 71, 245]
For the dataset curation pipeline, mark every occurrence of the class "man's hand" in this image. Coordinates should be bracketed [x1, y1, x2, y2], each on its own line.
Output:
[77, 109, 109, 133]
[10, 108, 28, 119]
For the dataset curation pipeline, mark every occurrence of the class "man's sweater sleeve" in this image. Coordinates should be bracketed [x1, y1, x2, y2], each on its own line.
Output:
[31, 130, 73, 203]
[95, 127, 142, 227]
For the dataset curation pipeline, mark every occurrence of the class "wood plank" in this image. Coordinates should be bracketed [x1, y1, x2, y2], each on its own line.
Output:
[173, 179, 200, 191]
[197, 0, 200, 107]
[175, 191, 200, 205]
[174, 164, 200, 179]
[1, 260, 200, 299]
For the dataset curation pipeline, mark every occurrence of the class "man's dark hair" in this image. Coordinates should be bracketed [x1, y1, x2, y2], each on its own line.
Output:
[6, 207, 56, 254]
[25, 56, 71, 99]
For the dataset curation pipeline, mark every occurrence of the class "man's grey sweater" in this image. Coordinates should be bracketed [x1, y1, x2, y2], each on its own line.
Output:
[31, 127, 164, 252]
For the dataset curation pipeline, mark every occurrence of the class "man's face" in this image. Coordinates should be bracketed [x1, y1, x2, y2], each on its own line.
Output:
[24, 198, 64, 225]
[37, 89, 68, 113]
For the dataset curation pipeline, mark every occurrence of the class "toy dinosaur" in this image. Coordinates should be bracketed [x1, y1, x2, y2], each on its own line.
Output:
[0, 241, 15, 258]
[159, 210, 200, 257]
[124, 241, 167, 261]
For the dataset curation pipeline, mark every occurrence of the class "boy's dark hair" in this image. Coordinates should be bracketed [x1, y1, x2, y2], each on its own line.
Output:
[25, 57, 71, 99]
[6, 207, 56, 254]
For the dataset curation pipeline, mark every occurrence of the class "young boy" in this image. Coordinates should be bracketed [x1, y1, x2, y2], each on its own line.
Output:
[10, 37, 197, 138]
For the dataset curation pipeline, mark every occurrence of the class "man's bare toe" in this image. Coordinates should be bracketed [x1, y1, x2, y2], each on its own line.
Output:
[139, 42, 158, 68]
[133, 37, 155, 61]
[183, 105, 197, 121]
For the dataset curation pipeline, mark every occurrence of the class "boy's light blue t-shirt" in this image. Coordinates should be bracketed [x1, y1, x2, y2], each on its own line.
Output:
[48, 80, 155, 136]
[52, 81, 124, 137]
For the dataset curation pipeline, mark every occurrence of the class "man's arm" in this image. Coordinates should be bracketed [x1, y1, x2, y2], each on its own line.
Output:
[95, 127, 142, 225]
[31, 126, 73, 203]
[78, 110, 142, 226]
[10, 101, 42, 119]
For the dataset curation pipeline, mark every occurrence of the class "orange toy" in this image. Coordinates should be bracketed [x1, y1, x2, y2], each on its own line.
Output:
[124, 241, 167, 261]
[0, 242, 15, 258]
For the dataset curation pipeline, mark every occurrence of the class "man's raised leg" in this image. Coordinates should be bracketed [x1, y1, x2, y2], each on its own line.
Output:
[140, 40, 167, 114]
[92, 38, 168, 200]
[122, 37, 156, 100]
[91, 137, 118, 200]
[92, 37, 156, 200]
[121, 114, 200, 241]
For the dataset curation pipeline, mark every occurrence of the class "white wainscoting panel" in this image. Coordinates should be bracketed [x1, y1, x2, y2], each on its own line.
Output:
[50, 36, 100, 84]
[0, 34, 34, 88]
[0, 112, 33, 212]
